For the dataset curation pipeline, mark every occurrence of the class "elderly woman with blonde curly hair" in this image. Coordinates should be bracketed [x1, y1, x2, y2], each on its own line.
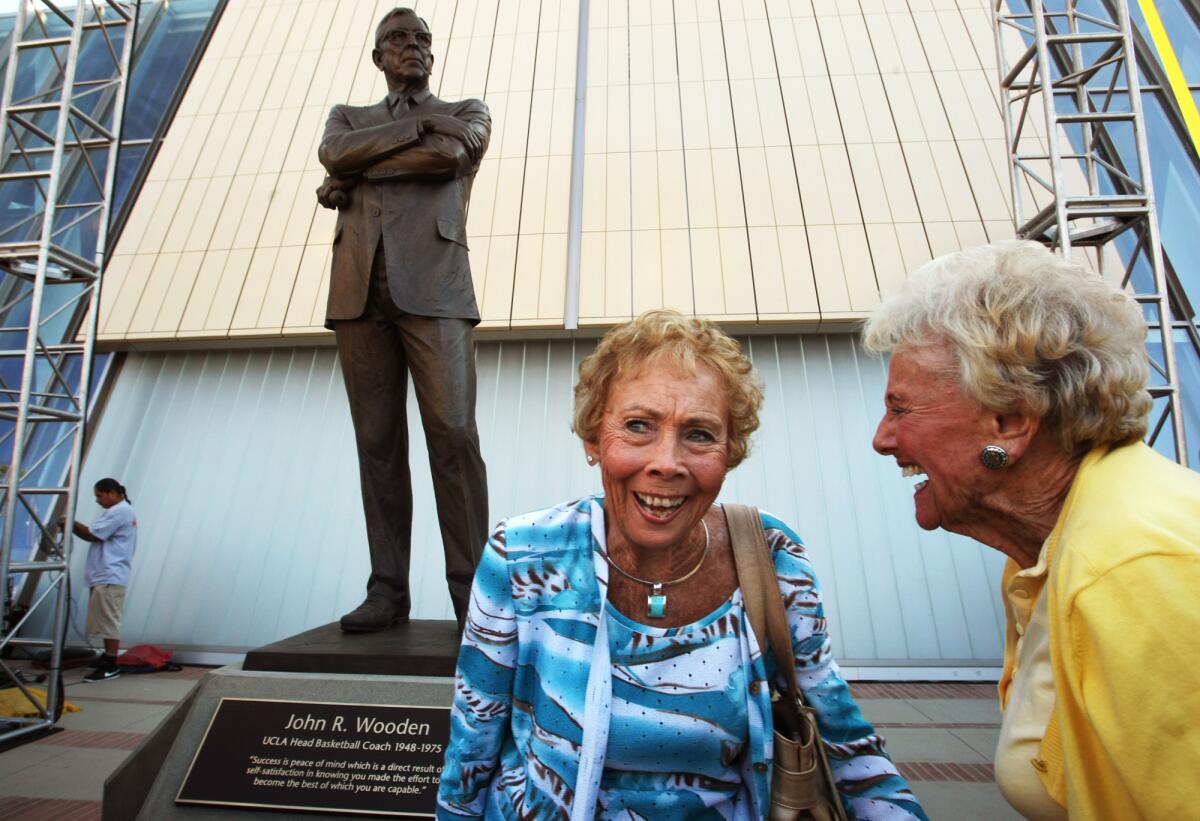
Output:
[438, 310, 925, 819]
[865, 240, 1200, 819]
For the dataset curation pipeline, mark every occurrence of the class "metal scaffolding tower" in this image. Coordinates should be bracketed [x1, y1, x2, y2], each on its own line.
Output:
[993, 0, 1191, 466]
[0, 0, 138, 745]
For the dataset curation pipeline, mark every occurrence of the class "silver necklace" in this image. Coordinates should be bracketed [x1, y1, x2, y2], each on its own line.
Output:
[605, 519, 711, 619]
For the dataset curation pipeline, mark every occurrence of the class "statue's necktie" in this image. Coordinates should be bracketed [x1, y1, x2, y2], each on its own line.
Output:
[394, 96, 415, 118]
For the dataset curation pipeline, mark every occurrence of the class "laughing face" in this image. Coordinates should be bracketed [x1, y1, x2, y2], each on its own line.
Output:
[872, 344, 996, 534]
[586, 361, 730, 556]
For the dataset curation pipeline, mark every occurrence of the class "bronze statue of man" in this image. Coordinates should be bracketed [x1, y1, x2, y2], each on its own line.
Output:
[316, 8, 489, 632]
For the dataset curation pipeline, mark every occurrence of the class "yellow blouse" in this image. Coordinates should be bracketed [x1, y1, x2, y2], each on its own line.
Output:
[995, 547, 1065, 821]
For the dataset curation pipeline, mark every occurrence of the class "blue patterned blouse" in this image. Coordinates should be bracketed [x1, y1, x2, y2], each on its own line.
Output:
[600, 592, 750, 818]
[436, 497, 926, 820]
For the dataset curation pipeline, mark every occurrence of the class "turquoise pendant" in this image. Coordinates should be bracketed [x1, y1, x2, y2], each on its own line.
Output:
[647, 584, 666, 619]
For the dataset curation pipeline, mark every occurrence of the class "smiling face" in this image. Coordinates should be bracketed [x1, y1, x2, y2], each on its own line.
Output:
[585, 361, 730, 556]
[872, 344, 998, 534]
[372, 12, 434, 91]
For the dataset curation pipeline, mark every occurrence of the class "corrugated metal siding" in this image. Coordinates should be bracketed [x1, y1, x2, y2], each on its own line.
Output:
[99, 0, 1047, 344]
[73, 335, 1005, 662]
[101, 0, 582, 341]
[576, 0, 1018, 327]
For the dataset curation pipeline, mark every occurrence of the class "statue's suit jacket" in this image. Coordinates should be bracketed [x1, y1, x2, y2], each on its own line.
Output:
[317, 92, 490, 326]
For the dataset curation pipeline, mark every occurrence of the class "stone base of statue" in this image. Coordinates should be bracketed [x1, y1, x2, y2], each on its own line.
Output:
[105, 621, 458, 821]
[243, 619, 461, 677]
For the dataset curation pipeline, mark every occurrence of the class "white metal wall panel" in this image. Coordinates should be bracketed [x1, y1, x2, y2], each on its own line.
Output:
[101, 0, 1026, 344]
[72, 336, 1005, 663]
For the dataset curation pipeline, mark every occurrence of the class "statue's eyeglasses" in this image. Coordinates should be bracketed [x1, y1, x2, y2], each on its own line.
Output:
[380, 29, 432, 47]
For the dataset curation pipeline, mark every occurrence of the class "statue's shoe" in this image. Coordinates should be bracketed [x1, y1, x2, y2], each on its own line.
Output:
[339, 597, 408, 632]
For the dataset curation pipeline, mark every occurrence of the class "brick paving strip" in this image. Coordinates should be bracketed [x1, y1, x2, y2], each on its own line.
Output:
[875, 721, 1000, 729]
[0, 796, 99, 820]
[67, 694, 181, 706]
[9, 661, 210, 680]
[899, 762, 996, 783]
[34, 729, 146, 751]
[145, 666, 210, 680]
[851, 682, 997, 699]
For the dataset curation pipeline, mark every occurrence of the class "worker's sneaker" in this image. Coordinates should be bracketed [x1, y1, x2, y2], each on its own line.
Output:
[83, 664, 120, 682]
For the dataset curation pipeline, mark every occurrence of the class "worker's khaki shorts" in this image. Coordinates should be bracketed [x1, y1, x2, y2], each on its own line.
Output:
[86, 584, 126, 640]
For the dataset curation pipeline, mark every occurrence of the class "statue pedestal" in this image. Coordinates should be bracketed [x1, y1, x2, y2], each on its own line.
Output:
[106, 622, 458, 821]
[244, 619, 461, 677]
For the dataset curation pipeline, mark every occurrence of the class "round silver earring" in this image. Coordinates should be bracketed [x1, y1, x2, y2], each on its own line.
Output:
[980, 445, 1009, 470]
[586, 455, 596, 466]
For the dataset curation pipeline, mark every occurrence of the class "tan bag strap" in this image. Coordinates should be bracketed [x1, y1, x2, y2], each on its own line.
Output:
[724, 504, 805, 712]
[727, 503, 849, 821]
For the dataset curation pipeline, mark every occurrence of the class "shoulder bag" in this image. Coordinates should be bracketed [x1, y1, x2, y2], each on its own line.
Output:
[725, 503, 849, 821]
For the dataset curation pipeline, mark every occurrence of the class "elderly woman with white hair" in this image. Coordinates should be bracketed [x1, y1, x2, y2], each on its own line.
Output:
[865, 240, 1200, 819]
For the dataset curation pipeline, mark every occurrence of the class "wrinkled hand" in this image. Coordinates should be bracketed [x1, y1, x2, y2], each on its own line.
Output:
[316, 176, 355, 210]
[423, 114, 484, 165]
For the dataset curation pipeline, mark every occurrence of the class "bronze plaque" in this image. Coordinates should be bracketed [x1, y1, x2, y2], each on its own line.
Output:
[176, 697, 450, 816]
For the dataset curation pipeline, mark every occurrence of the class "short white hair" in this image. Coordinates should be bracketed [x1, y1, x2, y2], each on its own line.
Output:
[862, 241, 1151, 453]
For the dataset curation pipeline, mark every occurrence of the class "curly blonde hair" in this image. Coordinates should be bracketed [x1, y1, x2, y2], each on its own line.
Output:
[572, 311, 763, 468]
[862, 241, 1151, 454]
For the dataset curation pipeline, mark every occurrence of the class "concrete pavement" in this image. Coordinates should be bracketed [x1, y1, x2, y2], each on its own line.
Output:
[0, 670, 1018, 819]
